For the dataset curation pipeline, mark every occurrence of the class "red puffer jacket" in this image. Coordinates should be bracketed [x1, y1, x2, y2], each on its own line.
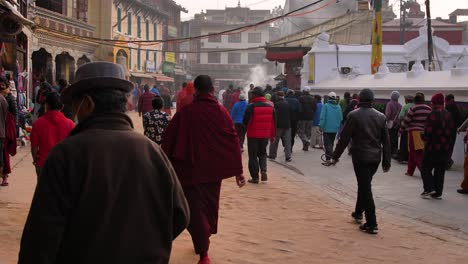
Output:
[243, 97, 275, 139]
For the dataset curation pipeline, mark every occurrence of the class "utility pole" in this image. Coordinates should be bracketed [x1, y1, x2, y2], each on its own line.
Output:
[425, 0, 434, 71]
[399, 0, 407, 44]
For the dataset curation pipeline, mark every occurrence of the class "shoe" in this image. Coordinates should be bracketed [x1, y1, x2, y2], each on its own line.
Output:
[457, 189, 468, 194]
[248, 179, 259, 184]
[446, 160, 454, 170]
[285, 158, 292, 162]
[420, 191, 435, 199]
[405, 173, 413, 177]
[261, 172, 268, 182]
[431, 193, 442, 200]
[303, 145, 309, 151]
[267, 156, 276, 160]
[351, 212, 363, 223]
[198, 256, 211, 264]
[359, 223, 379, 235]
[321, 161, 332, 167]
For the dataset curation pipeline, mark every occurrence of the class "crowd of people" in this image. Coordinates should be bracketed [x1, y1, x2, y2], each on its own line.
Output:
[5, 60, 467, 263]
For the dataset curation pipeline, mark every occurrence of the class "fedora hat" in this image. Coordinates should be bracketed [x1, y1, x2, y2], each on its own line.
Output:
[62, 62, 133, 101]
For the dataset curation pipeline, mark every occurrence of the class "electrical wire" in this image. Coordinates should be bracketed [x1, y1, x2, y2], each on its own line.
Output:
[33, 0, 331, 45]
[34, 0, 429, 54]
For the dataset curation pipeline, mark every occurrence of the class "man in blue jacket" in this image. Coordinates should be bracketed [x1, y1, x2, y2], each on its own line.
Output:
[231, 93, 248, 151]
[312, 95, 323, 149]
[319, 92, 343, 165]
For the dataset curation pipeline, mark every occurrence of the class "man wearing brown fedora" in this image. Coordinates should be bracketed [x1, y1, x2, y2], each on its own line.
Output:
[18, 62, 189, 264]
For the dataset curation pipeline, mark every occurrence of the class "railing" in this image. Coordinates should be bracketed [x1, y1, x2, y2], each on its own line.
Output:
[30, 5, 95, 37]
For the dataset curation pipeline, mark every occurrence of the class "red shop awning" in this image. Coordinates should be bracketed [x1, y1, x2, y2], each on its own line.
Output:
[151, 73, 174, 82]
[266, 50, 305, 62]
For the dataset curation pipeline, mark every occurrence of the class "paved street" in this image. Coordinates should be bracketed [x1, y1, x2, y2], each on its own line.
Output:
[271, 139, 468, 238]
[1, 112, 468, 264]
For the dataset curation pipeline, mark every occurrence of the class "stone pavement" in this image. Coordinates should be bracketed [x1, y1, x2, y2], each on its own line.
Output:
[270, 139, 468, 239]
[1, 112, 468, 264]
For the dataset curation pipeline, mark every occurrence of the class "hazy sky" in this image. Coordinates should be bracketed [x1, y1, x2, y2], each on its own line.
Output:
[177, 0, 468, 21]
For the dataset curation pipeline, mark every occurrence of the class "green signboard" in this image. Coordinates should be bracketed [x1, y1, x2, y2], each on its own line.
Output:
[162, 62, 175, 74]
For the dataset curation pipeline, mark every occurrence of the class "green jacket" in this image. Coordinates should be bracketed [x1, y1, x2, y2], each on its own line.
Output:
[399, 103, 414, 120]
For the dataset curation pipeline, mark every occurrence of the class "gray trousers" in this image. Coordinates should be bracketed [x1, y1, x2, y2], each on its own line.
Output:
[297, 120, 312, 145]
[269, 128, 292, 159]
[311, 126, 323, 147]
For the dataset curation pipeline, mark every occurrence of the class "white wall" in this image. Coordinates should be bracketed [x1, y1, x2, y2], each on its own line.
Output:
[200, 28, 269, 49]
[302, 45, 468, 87]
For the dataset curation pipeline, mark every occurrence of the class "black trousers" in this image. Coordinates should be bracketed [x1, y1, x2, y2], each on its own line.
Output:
[422, 157, 446, 195]
[234, 123, 246, 149]
[290, 120, 298, 149]
[352, 161, 379, 227]
[399, 131, 409, 162]
[247, 138, 268, 180]
[389, 128, 399, 155]
[323, 133, 336, 161]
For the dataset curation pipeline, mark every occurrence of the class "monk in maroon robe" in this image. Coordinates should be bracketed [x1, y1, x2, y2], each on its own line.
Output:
[163, 75, 245, 264]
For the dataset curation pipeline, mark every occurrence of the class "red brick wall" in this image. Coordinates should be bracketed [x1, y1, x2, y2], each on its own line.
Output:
[383, 30, 463, 45]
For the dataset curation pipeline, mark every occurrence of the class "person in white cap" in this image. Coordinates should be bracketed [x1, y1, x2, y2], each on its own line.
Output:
[319, 92, 343, 165]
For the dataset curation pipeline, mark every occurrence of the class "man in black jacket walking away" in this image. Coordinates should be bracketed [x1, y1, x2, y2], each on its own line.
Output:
[297, 88, 316, 151]
[269, 91, 292, 162]
[445, 94, 462, 170]
[332, 88, 391, 235]
[285, 89, 301, 150]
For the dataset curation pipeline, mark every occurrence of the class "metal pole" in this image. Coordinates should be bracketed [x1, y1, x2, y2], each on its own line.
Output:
[425, 0, 434, 71]
[400, 0, 404, 44]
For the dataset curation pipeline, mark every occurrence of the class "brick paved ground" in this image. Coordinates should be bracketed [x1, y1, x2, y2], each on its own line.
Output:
[1, 112, 468, 264]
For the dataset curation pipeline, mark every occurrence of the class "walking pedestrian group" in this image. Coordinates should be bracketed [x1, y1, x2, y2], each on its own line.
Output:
[7, 60, 467, 264]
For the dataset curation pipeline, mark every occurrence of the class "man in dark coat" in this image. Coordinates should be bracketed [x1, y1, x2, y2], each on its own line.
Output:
[332, 88, 391, 235]
[269, 91, 292, 162]
[298, 88, 316, 151]
[163, 75, 245, 264]
[19, 62, 189, 264]
[445, 94, 462, 170]
[285, 89, 301, 149]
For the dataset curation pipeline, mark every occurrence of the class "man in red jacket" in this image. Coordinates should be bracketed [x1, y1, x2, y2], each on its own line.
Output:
[243, 87, 275, 184]
[138, 84, 156, 117]
[30, 92, 75, 178]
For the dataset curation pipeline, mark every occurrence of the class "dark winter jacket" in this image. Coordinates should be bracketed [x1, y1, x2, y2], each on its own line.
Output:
[446, 101, 462, 127]
[274, 98, 291, 129]
[19, 113, 189, 264]
[299, 94, 316, 120]
[333, 103, 391, 168]
[344, 99, 359, 121]
[423, 107, 456, 162]
[138, 91, 156, 114]
[243, 97, 275, 139]
[6, 93, 18, 117]
[285, 95, 301, 121]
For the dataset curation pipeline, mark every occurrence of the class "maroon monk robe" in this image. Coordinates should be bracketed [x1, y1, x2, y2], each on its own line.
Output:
[162, 93, 243, 255]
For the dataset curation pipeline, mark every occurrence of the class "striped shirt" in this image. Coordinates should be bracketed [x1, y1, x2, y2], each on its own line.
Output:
[401, 103, 432, 132]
